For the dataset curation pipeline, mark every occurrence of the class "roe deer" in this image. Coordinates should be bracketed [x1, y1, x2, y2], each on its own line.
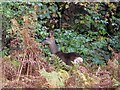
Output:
[41, 31, 83, 65]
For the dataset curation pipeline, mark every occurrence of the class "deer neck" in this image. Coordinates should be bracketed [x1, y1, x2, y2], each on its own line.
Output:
[49, 41, 58, 54]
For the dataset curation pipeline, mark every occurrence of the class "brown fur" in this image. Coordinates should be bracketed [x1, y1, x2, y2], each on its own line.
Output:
[42, 31, 82, 65]
[55, 51, 81, 65]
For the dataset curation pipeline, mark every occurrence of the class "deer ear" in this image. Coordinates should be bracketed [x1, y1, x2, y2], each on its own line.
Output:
[49, 31, 54, 37]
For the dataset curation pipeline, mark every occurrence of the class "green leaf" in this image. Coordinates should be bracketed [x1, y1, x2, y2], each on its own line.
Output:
[11, 60, 20, 67]
[39, 69, 64, 87]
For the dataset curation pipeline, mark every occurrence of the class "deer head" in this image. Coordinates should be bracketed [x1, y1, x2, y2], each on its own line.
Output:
[42, 31, 58, 54]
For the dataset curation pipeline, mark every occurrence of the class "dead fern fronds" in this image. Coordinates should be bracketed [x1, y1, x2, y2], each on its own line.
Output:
[9, 13, 54, 82]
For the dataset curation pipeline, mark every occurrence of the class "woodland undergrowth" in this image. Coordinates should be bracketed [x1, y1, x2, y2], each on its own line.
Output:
[1, 5, 120, 89]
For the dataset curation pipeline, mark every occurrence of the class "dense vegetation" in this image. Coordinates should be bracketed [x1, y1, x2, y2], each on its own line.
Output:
[1, 2, 120, 89]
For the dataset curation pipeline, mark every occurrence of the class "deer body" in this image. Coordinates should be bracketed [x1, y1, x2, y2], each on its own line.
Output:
[42, 31, 83, 65]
